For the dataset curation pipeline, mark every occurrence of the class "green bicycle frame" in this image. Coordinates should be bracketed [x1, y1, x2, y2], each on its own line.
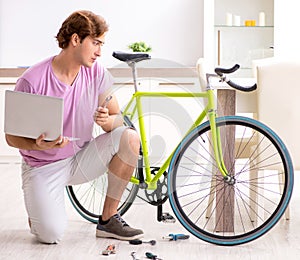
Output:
[122, 89, 228, 190]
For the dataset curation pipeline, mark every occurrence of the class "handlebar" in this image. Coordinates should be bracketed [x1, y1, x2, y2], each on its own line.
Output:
[214, 64, 257, 92]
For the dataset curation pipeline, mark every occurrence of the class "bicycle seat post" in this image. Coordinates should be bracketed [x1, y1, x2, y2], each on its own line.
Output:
[112, 52, 151, 92]
[128, 61, 138, 92]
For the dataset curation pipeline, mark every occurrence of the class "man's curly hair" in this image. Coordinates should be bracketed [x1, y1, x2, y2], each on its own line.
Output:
[56, 10, 109, 49]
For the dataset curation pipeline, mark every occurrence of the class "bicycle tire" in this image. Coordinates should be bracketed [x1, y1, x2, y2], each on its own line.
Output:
[168, 116, 293, 246]
[66, 116, 141, 224]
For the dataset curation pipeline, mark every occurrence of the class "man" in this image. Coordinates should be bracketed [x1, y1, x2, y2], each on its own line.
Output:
[5, 10, 143, 244]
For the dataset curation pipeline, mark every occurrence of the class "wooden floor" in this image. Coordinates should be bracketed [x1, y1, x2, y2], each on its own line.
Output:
[1, 161, 300, 260]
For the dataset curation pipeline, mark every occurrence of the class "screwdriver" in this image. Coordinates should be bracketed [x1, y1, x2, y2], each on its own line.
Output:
[146, 252, 163, 260]
[162, 233, 190, 241]
[129, 239, 156, 246]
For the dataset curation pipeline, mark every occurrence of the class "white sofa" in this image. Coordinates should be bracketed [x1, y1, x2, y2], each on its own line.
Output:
[254, 58, 300, 170]
[254, 58, 300, 220]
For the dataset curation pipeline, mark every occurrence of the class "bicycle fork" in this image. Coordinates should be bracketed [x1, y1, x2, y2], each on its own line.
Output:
[207, 90, 232, 182]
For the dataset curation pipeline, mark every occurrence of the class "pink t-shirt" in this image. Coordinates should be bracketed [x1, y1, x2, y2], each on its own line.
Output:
[14, 56, 114, 167]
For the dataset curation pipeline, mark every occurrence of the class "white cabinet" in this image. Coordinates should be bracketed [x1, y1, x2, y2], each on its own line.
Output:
[0, 69, 202, 165]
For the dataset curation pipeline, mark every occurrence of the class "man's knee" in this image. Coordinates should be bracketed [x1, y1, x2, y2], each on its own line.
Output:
[121, 128, 140, 154]
[33, 219, 66, 244]
[117, 128, 140, 167]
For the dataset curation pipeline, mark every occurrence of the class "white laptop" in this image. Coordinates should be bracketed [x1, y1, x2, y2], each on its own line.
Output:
[4, 90, 64, 141]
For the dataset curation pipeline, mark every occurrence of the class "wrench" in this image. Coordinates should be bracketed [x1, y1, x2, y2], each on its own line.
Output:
[103, 95, 112, 108]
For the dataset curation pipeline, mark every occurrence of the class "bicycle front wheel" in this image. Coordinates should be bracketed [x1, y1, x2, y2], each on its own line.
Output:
[168, 116, 293, 246]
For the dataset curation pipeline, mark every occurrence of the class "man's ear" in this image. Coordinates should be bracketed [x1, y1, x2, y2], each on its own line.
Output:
[70, 33, 80, 47]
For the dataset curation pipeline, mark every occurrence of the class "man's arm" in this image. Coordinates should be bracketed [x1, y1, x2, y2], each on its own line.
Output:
[5, 133, 69, 150]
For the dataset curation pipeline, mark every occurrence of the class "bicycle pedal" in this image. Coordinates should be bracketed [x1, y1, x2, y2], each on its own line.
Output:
[161, 213, 176, 223]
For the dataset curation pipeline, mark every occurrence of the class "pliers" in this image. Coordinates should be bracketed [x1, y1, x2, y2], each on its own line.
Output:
[102, 244, 116, 255]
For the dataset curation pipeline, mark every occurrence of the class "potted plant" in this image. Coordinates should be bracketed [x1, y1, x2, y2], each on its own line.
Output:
[128, 41, 152, 52]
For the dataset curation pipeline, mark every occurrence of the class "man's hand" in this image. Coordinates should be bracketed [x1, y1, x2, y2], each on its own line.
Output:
[94, 106, 109, 126]
[5, 133, 70, 151]
[35, 134, 69, 150]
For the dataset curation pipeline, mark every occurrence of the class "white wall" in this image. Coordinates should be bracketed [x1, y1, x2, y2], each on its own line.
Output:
[274, 0, 300, 58]
[0, 0, 204, 68]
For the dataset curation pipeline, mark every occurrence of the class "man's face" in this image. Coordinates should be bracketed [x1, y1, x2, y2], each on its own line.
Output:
[75, 33, 106, 67]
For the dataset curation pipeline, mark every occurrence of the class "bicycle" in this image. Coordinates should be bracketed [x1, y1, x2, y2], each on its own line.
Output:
[66, 51, 294, 246]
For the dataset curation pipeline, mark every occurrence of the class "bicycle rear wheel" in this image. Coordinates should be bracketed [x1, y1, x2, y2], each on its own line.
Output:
[66, 116, 141, 223]
[168, 116, 293, 245]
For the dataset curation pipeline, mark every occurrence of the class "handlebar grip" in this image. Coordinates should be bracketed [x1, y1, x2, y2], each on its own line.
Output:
[227, 80, 257, 92]
[215, 64, 240, 76]
[214, 64, 257, 92]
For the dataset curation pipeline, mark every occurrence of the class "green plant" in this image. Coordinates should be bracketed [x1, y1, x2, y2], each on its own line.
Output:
[128, 41, 152, 52]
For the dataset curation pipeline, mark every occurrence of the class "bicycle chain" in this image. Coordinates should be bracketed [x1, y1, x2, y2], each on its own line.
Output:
[136, 168, 169, 206]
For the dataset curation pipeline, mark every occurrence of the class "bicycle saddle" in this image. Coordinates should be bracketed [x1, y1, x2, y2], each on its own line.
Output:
[112, 51, 151, 63]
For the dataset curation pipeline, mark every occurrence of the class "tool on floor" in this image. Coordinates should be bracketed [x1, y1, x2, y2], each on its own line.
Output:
[162, 233, 190, 241]
[131, 251, 140, 260]
[102, 244, 116, 255]
[129, 239, 156, 246]
[145, 251, 163, 260]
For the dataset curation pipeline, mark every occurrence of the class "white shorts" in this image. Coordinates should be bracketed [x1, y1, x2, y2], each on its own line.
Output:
[21, 126, 127, 243]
